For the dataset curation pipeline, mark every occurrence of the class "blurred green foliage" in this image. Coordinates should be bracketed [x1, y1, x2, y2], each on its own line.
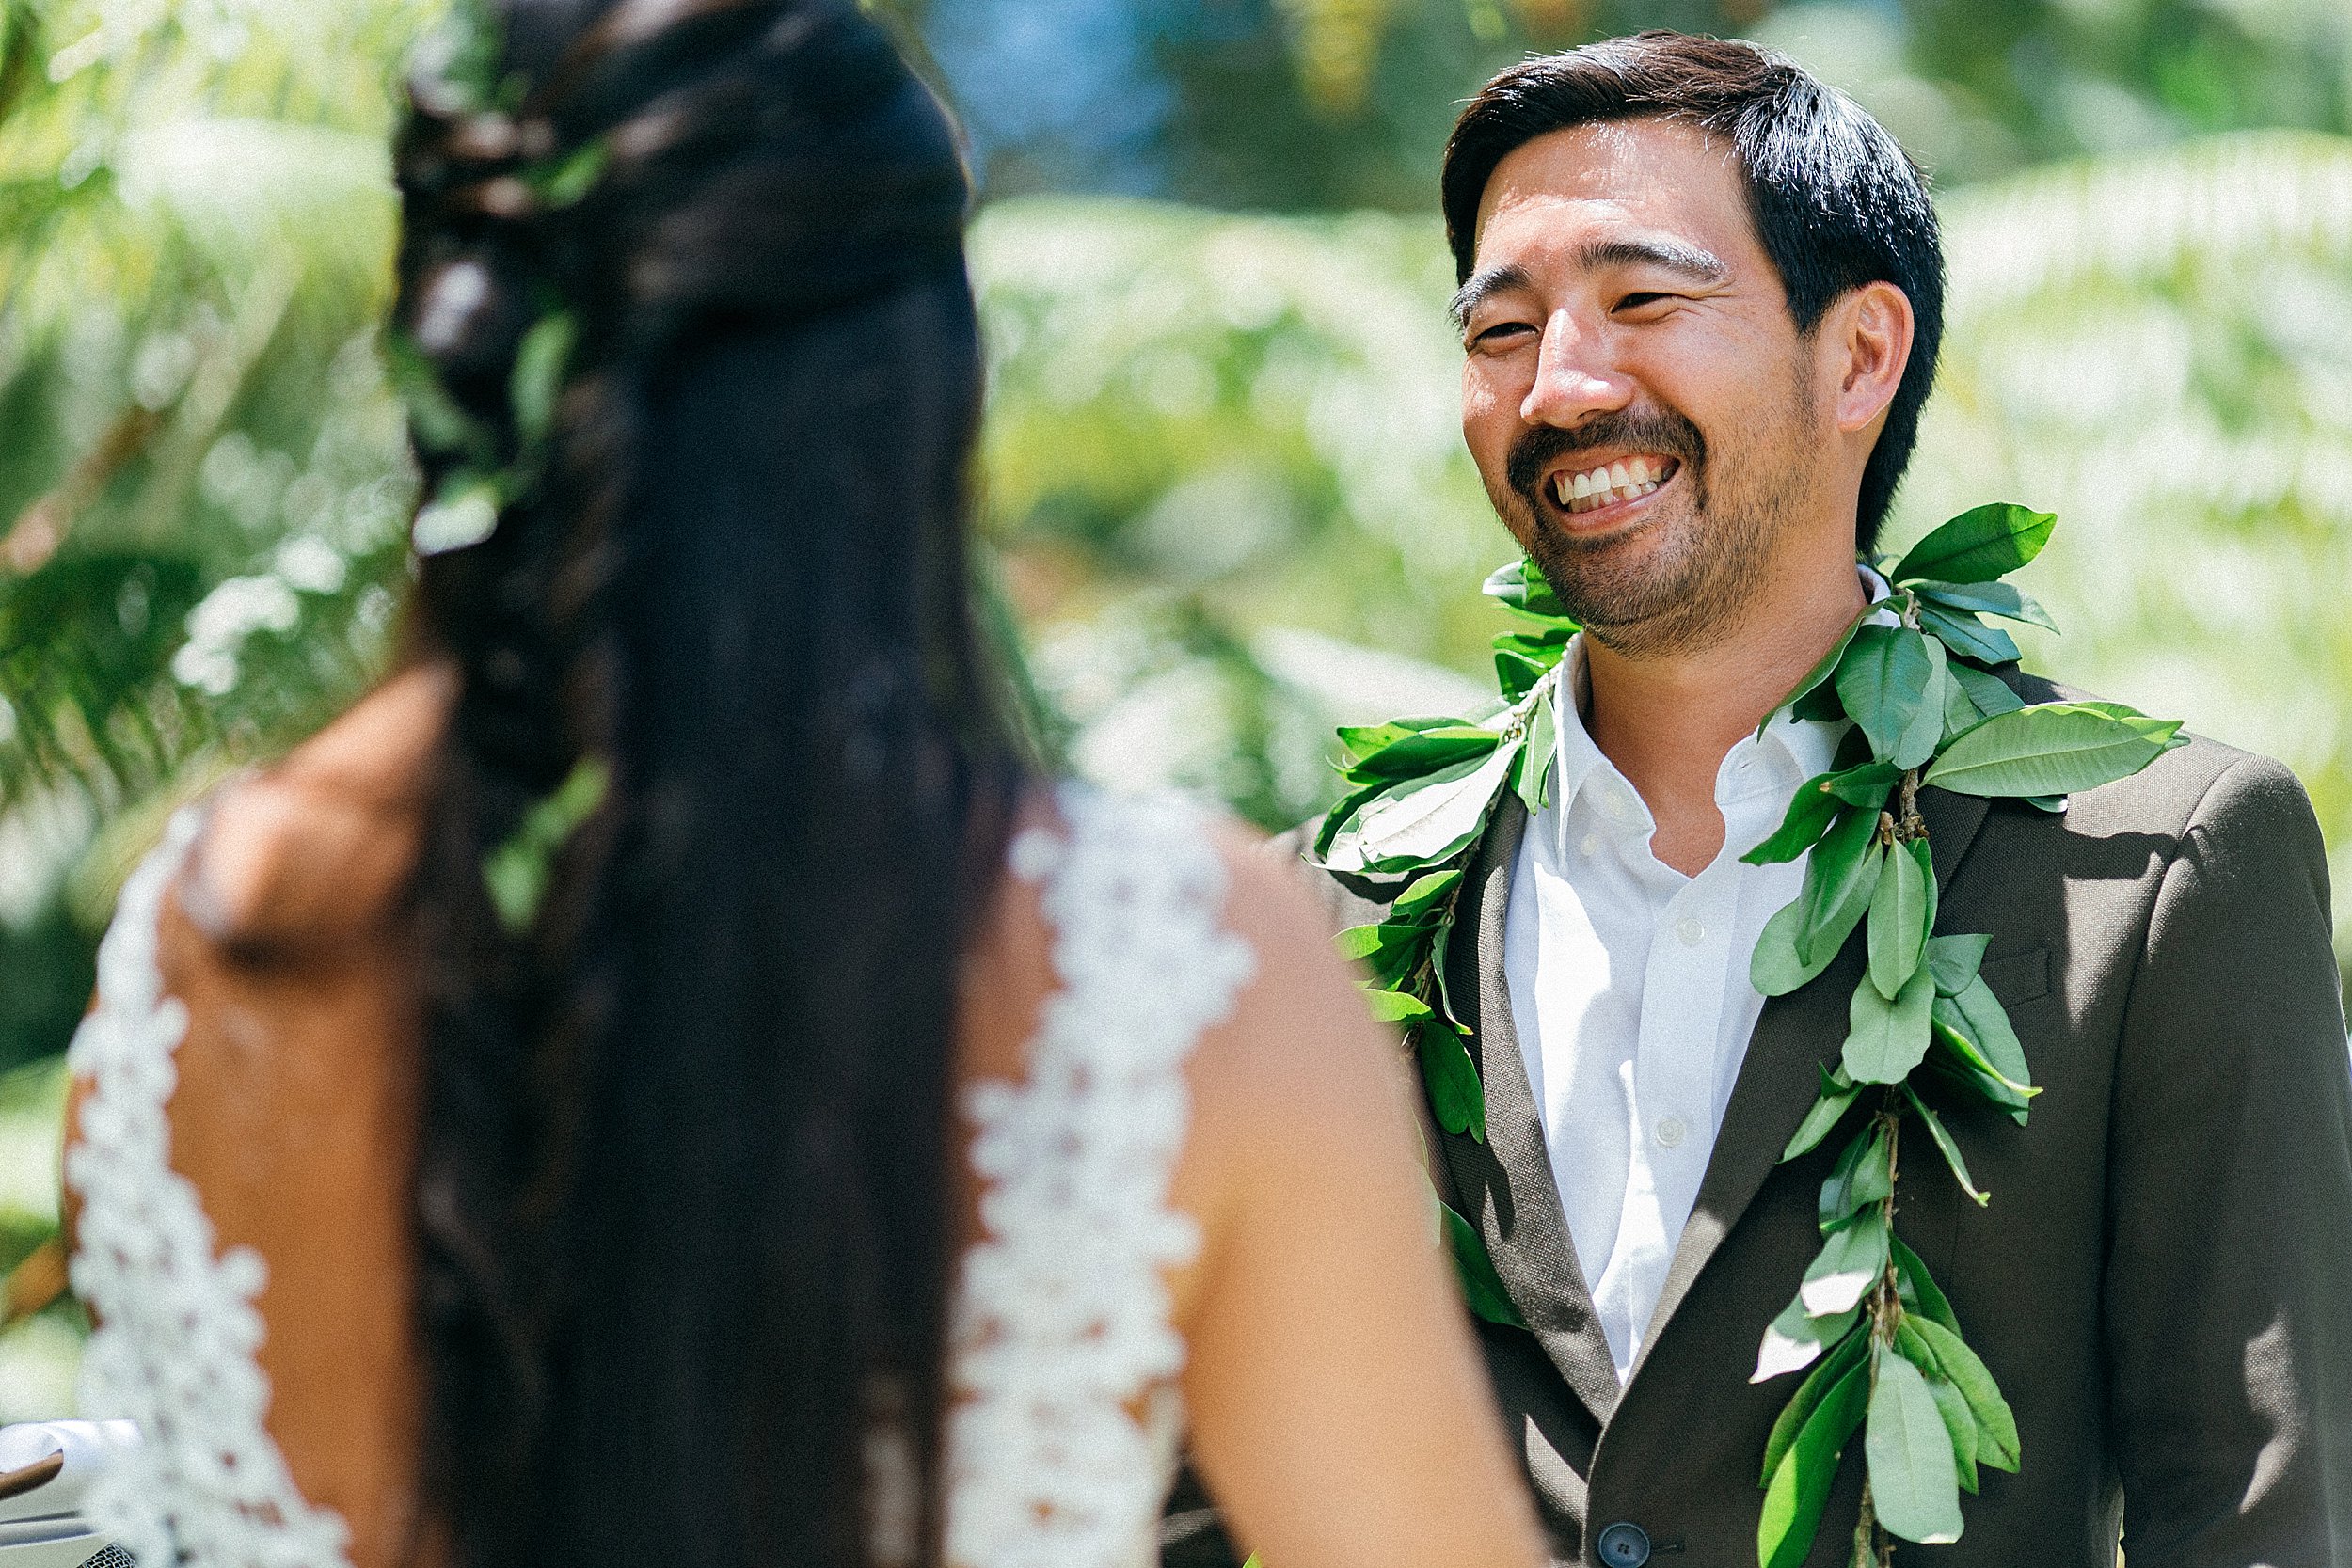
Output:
[0, 0, 2347, 1416]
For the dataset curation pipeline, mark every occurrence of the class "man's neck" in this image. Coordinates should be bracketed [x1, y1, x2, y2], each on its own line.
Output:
[1581, 561, 1868, 876]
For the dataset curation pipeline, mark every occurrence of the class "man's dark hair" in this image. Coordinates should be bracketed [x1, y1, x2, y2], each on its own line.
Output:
[1441, 31, 1944, 549]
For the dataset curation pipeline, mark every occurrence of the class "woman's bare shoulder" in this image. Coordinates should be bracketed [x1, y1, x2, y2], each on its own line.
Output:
[182, 662, 456, 950]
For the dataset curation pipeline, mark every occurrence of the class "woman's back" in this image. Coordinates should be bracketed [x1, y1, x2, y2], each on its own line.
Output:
[70, 669, 1545, 1568]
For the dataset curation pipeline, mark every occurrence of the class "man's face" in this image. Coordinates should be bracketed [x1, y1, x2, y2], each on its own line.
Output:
[1458, 117, 1833, 657]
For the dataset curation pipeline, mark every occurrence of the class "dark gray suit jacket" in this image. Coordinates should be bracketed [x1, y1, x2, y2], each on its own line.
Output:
[1164, 673, 2352, 1567]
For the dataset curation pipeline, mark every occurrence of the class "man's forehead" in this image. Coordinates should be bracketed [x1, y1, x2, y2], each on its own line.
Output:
[1470, 117, 1753, 270]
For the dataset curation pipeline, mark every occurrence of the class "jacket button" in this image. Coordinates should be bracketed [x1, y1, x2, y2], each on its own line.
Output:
[1596, 1521, 1651, 1567]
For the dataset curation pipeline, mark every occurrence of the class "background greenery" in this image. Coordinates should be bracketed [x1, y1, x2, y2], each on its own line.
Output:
[0, 0, 2346, 1416]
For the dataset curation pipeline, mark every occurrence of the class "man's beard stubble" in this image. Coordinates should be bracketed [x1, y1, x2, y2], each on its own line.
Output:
[1493, 398, 1812, 661]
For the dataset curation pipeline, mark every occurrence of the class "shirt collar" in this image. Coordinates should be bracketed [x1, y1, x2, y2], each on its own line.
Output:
[1538, 566, 1883, 853]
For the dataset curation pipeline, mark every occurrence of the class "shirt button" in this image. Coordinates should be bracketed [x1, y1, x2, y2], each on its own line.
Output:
[1580, 832, 1600, 857]
[1676, 915, 1705, 946]
[1656, 1116, 1688, 1149]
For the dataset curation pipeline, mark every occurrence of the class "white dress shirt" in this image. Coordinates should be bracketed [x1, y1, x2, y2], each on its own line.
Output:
[1504, 636, 1845, 1384]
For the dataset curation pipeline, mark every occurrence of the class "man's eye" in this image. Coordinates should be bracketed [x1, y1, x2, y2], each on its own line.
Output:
[1471, 321, 1536, 346]
[1614, 291, 1676, 314]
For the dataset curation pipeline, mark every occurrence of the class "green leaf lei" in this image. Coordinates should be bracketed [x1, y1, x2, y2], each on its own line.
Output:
[1309, 504, 2184, 1565]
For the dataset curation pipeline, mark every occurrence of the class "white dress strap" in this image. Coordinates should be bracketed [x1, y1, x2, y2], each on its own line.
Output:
[64, 806, 356, 1568]
[944, 786, 1257, 1568]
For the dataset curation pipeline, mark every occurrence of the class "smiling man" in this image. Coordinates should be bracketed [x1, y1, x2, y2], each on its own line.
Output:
[1164, 29, 2352, 1568]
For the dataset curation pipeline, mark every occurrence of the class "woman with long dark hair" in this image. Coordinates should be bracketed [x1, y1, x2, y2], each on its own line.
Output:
[57, 4, 1543, 1568]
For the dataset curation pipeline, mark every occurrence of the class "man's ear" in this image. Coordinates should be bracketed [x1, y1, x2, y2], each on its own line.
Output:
[1826, 280, 1915, 436]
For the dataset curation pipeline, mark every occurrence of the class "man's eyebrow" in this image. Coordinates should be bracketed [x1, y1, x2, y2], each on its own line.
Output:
[1449, 263, 1533, 331]
[1575, 236, 1730, 283]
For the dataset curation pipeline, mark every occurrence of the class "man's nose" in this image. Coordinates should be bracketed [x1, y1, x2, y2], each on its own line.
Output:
[1520, 311, 1631, 428]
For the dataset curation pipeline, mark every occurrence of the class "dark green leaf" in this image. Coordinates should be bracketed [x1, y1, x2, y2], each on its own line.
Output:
[1940, 977, 2033, 1090]
[1514, 691, 1556, 816]
[1337, 716, 1480, 763]
[2021, 793, 2068, 813]
[1947, 661, 2026, 719]
[1418, 1022, 1486, 1142]
[1942, 658, 1988, 743]
[1753, 895, 1838, 998]
[1891, 1236, 1961, 1336]
[1890, 502, 2057, 585]
[1442, 1203, 1526, 1329]
[1925, 704, 2184, 798]
[1897, 636, 1951, 769]
[1800, 806, 1885, 966]
[1801, 1208, 1889, 1318]
[1906, 1316, 2023, 1472]
[1926, 933, 1991, 995]
[1755, 1294, 1863, 1383]
[1324, 747, 1518, 875]
[1495, 645, 1549, 702]
[1333, 920, 1430, 987]
[1905, 1085, 1989, 1205]
[1761, 1321, 1870, 1481]
[1391, 868, 1464, 924]
[1743, 776, 1844, 866]
[1341, 724, 1502, 783]
[1819, 1121, 1894, 1230]
[1781, 1067, 1863, 1163]
[1867, 1341, 1965, 1543]
[1896, 1322, 1982, 1493]
[1836, 626, 1939, 765]
[1843, 962, 1936, 1085]
[1760, 598, 1885, 738]
[1821, 760, 1903, 808]
[1791, 679, 1847, 724]
[1313, 775, 1399, 859]
[1913, 578, 2059, 631]
[509, 310, 578, 447]
[1757, 1357, 1870, 1568]
[1867, 837, 1935, 1001]
[1917, 603, 2022, 668]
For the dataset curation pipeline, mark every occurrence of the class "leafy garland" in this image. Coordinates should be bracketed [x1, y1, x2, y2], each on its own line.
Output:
[1310, 504, 2185, 1566]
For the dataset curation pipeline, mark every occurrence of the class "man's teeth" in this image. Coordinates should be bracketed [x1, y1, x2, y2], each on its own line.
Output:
[1552, 454, 1667, 513]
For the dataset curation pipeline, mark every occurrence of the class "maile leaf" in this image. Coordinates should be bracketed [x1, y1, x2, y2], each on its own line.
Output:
[1338, 716, 1479, 765]
[1925, 704, 2184, 799]
[1896, 636, 1951, 770]
[1322, 744, 1518, 874]
[1483, 556, 1574, 621]
[1896, 1322, 1983, 1493]
[1781, 1067, 1863, 1162]
[1800, 807, 1884, 966]
[1801, 1209, 1890, 1318]
[1925, 933, 1991, 996]
[1867, 1342, 1966, 1543]
[1333, 921, 1429, 988]
[1891, 1237, 1961, 1336]
[1836, 626, 1939, 766]
[1760, 598, 1885, 739]
[1744, 776, 1844, 866]
[1755, 1294, 1862, 1383]
[1418, 1022, 1486, 1142]
[1496, 644, 1550, 702]
[1753, 895, 1838, 998]
[1843, 962, 1937, 1085]
[1361, 987, 1434, 1024]
[1761, 1322, 1870, 1482]
[1917, 603, 2022, 668]
[1890, 502, 2056, 586]
[1913, 578, 2058, 632]
[1905, 1085, 1989, 1205]
[1391, 867, 1464, 924]
[1442, 1202, 1526, 1329]
[1514, 691, 1557, 816]
[1821, 760, 1903, 808]
[1819, 1121, 1895, 1230]
[1906, 1316, 2023, 1472]
[1947, 661, 2025, 719]
[1757, 1356, 1869, 1568]
[1342, 724, 1501, 783]
[1938, 977, 2033, 1091]
[1867, 837, 1935, 1001]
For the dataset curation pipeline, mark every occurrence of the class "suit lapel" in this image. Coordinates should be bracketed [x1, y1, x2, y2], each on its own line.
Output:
[1440, 795, 1624, 1425]
[1634, 783, 1994, 1372]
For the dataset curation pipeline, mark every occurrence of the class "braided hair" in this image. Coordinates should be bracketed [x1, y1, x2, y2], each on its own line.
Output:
[389, 4, 1016, 1564]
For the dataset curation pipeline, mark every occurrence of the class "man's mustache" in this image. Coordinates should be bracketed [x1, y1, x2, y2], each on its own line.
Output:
[1505, 411, 1707, 503]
